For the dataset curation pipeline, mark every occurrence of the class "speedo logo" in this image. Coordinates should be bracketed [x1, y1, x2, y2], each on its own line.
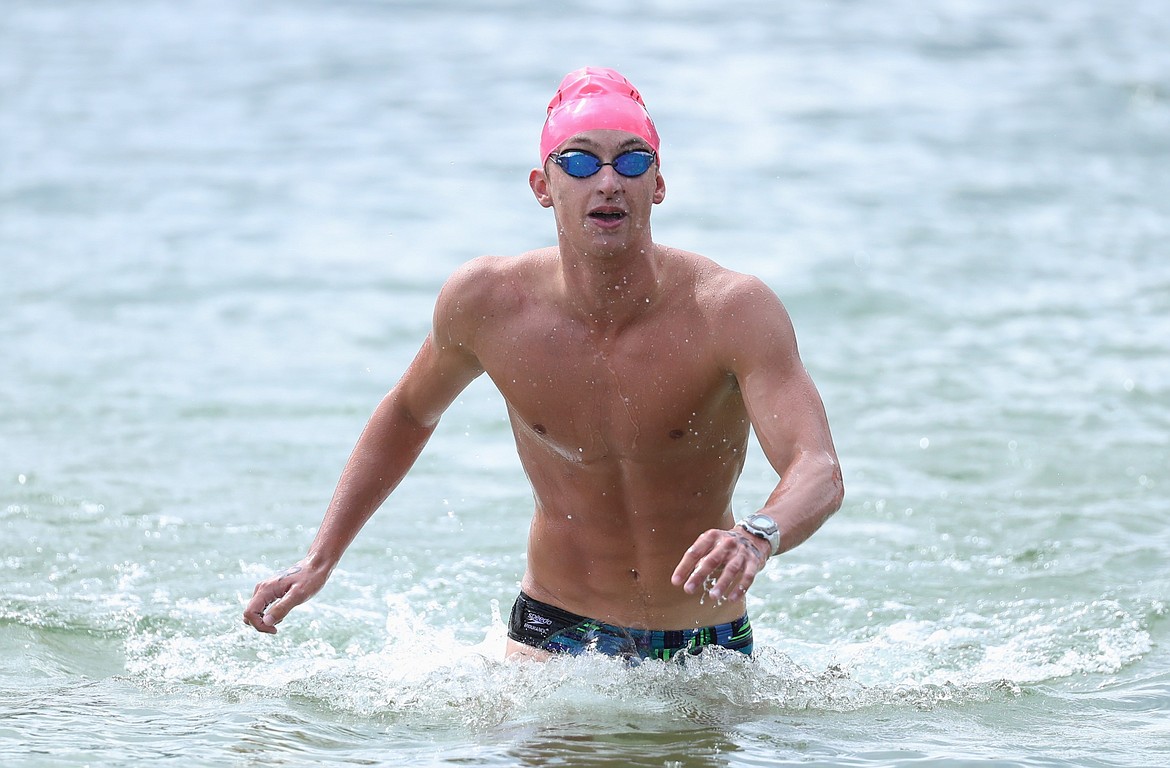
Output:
[524, 614, 553, 632]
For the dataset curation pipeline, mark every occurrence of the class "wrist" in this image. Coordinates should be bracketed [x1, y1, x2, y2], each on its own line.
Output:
[303, 550, 340, 574]
[738, 513, 781, 558]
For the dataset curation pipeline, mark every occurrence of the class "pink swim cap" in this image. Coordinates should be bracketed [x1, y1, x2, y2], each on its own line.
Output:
[540, 67, 660, 163]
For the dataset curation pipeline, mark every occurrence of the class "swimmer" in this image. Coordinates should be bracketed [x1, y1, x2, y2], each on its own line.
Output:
[243, 67, 843, 661]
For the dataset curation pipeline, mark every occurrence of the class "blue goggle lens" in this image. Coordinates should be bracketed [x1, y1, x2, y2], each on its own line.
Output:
[551, 150, 656, 178]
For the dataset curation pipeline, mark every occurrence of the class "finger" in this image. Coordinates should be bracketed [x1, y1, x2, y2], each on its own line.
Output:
[243, 608, 277, 634]
[671, 530, 718, 586]
[683, 539, 736, 595]
[259, 586, 305, 629]
[242, 581, 287, 633]
[243, 594, 278, 634]
[673, 531, 727, 592]
[714, 537, 765, 600]
[705, 536, 754, 599]
[712, 552, 757, 601]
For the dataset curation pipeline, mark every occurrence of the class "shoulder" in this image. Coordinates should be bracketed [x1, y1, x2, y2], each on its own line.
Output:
[440, 248, 554, 300]
[433, 249, 555, 345]
[664, 248, 798, 369]
[664, 248, 792, 329]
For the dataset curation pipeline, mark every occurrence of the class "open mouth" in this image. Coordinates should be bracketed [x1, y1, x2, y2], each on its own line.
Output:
[589, 209, 626, 224]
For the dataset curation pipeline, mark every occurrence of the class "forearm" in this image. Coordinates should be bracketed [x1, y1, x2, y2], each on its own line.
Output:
[756, 449, 843, 555]
[305, 389, 437, 570]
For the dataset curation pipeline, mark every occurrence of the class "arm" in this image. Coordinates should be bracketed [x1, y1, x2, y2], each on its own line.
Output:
[672, 275, 843, 601]
[243, 268, 486, 634]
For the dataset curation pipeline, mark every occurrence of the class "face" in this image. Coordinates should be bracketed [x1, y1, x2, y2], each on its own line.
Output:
[529, 130, 666, 254]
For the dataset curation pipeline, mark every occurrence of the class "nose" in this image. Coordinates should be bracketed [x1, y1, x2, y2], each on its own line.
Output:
[593, 164, 624, 194]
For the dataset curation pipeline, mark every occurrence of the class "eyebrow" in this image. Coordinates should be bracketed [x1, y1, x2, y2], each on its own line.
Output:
[563, 136, 650, 153]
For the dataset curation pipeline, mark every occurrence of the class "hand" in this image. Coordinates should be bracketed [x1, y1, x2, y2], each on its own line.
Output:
[670, 528, 769, 603]
[242, 560, 329, 634]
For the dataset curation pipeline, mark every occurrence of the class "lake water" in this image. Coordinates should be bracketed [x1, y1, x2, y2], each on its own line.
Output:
[3, 0, 1168, 765]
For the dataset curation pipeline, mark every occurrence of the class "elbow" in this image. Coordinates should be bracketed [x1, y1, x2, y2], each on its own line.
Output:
[831, 469, 845, 514]
[385, 386, 442, 432]
[824, 455, 845, 515]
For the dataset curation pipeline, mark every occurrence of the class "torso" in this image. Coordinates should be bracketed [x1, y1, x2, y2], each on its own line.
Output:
[454, 246, 754, 629]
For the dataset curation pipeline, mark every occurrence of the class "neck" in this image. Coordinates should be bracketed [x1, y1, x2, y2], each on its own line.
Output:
[556, 241, 661, 333]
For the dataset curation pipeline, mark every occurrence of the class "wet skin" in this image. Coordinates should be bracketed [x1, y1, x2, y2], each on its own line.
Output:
[243, 131, 843, 655]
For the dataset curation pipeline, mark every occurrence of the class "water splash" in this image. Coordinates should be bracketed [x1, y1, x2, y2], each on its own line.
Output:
[116, 592, 1151, 735]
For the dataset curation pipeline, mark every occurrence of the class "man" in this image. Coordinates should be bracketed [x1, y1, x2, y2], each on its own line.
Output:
[243, 67, 843, 661]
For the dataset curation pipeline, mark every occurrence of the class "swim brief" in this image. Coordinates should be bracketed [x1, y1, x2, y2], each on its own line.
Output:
[507, 591, 753, 661]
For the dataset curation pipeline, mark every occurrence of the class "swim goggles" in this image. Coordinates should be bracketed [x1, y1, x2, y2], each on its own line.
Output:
[548, 149, 657, 178]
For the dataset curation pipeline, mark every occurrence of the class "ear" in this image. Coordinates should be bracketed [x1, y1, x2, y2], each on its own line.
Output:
[652, 170, 666, 205]
[529, 168, 554, 208]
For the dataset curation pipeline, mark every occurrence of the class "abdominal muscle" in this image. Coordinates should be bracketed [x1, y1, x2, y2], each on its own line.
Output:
[514, 443, 747, 633]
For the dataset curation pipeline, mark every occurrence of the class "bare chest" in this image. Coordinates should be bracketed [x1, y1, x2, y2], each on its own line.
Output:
[476, 313, 743, 461]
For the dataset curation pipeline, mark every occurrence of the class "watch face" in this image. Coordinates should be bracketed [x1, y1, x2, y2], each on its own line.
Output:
[748, 515, 778, 535]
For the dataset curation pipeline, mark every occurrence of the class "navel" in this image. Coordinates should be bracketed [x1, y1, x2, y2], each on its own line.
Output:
[668, 429, 686, 440]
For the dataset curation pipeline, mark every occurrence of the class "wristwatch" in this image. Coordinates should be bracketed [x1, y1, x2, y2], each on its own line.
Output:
[739, 513, 781, 557]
